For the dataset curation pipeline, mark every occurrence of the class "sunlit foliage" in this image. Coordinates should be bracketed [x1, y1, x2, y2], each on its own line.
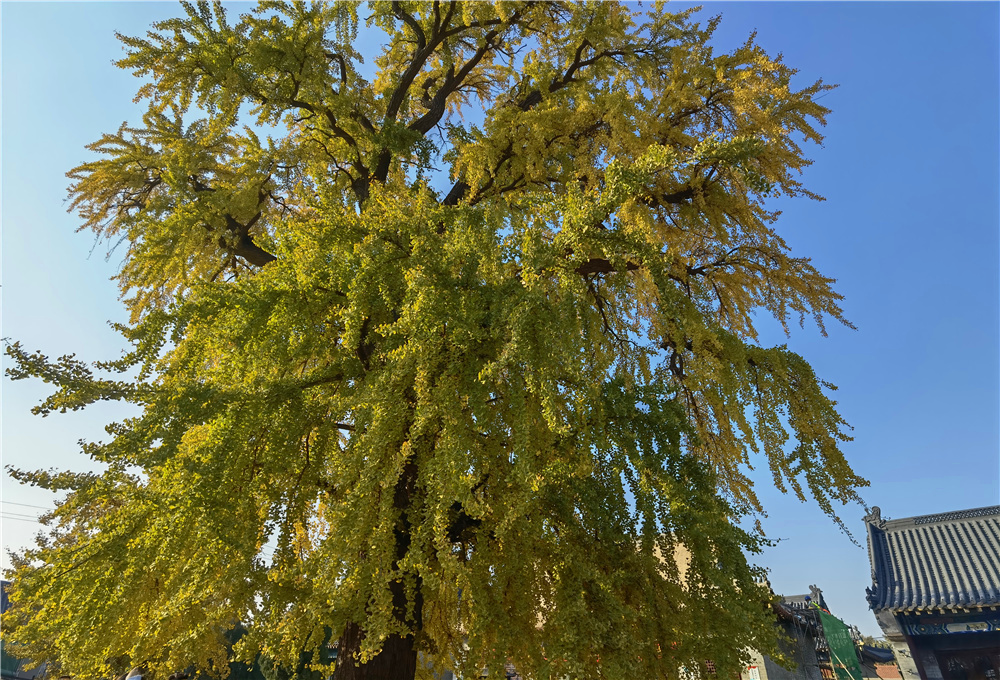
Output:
[4, 2, 864, 679]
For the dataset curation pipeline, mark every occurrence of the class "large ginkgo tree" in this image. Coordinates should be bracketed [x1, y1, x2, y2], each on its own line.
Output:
[4, 2, 865, 679]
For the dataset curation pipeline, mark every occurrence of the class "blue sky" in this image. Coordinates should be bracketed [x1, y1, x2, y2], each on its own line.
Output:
[2, 2, 998, 639]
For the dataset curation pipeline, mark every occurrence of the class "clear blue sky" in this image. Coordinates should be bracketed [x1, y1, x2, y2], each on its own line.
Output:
[2, 2, 998, 639]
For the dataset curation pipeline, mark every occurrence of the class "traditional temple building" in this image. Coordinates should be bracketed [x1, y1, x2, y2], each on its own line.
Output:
[740, 586, 877, 680]
[741, 590, 825, 680]
[864, 505, 1000, 680]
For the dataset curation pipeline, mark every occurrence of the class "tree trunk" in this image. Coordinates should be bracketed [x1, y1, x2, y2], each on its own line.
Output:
[332, 621, 417, 680]
[333, 459, 422, 680]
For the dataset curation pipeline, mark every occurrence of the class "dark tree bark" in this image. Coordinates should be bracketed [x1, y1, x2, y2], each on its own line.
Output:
[332, 621, 417, 680]
[333, 460, 422, 680]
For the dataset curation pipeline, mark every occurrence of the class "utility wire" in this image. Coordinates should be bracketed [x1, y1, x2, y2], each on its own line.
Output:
[1, 514, 45, 524]
[1, 511, 41, 520]
[1, 501, 54, 511]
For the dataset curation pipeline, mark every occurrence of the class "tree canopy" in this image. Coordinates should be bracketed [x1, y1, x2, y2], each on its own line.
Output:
[4, 2, 865, 679]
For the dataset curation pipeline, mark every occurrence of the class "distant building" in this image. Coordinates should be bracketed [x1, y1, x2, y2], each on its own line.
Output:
[740, 586, 874, 680]
[740, 597, 823, 680]
[1, 581, 45, 680]
[864, 505, 1000, 680]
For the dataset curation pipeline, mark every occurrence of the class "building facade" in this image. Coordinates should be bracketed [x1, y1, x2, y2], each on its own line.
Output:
[864, 505, 1000, 680]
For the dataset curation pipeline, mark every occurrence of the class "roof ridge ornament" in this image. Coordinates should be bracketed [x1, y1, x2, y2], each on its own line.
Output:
[865, 585, 877, 608]
[864, 506, 887, 529]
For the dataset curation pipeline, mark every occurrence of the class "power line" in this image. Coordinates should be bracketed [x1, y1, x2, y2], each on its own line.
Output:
[1, 501, 54, 511]
[1, 514, 44, 524]
[1, 511, 41, 520]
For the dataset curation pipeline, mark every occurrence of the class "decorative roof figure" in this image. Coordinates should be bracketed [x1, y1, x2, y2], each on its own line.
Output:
[862, 506, 886, 530]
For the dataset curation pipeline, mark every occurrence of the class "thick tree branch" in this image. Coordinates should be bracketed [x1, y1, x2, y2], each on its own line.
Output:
[442, 181, 470, 206]
[325, 52, 348, 86]
[442, 38, 625, 207]
[374, 4, 521, 185]
[383, 12, 451, 125]
[518, 41, 625, 111]
[222, 213, 277, 267]
[408, 24, 505, 136]
[575, 258, 640, 276]
[659, 186, 696, 205]
[392, 2, 427, 50]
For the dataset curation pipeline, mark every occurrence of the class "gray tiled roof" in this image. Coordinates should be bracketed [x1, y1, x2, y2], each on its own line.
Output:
[864, 505, 1000, 612]
[781, 587, 828, 612]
